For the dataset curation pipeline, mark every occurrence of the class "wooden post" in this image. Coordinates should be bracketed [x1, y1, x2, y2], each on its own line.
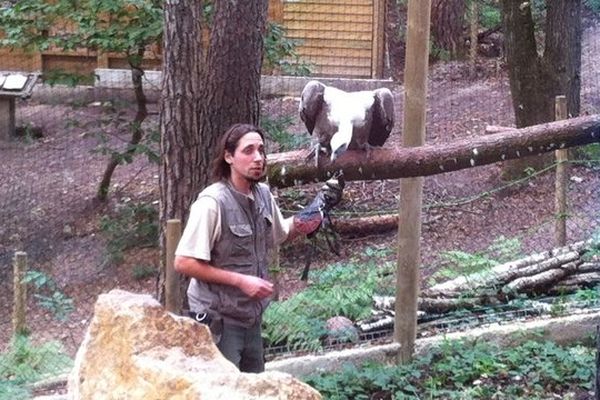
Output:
[0, 97, 16, 140]
[394, 0, 431, 363]
[12, 251, 28, 335]
[165, 219, 182, 314]
[372, 0, 386, 78]
[554, 95, 568, 246]
[469, 0, 479, 77]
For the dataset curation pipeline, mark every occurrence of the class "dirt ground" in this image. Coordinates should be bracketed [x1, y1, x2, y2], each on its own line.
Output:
[1, 12, 599, 385]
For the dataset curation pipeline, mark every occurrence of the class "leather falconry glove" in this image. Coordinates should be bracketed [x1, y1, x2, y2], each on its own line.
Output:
[293, 171, 345, 235]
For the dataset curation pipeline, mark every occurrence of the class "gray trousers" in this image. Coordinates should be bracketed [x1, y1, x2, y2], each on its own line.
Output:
[216, 322, 265, 373]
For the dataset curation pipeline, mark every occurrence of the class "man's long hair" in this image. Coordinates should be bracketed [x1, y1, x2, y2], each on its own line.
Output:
[210, 123, 267, 183]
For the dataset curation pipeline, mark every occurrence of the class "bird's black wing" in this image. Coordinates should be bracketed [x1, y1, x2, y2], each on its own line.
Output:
[368, 88, 395, 146]
[299, 81, 326, 135]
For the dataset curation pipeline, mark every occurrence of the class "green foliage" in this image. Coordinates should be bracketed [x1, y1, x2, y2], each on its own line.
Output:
[0, 335, 72, 389]
[0, 0, 163, 66]
[132, 264, 156, 280]
[23, 270, 74, 321]
[304, 339, 594, 399]
[263, 261, 379, 351]
[585, 0, 600, 12]
[264, 21, 313, 76]
[0, 380, 30, 400]
[431, 236, 522, 284]
[574, 143, 600, 170]
[261, 115, 309, 152]
[99, 202, 158, 266]
[478, 0, 501, 29]
[43, 69, 96, 87]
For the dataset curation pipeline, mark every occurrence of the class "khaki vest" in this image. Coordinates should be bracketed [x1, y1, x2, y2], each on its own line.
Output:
[187, 181, 274, 327]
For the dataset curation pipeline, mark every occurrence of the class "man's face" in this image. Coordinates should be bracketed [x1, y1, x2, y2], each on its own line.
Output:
[226, 131, 266, 183]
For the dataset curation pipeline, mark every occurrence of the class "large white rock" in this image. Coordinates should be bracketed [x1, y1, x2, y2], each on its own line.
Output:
[68, 289, 321, 400]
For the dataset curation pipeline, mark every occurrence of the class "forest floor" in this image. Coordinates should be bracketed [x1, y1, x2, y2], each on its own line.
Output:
[0, 13, 599, 398]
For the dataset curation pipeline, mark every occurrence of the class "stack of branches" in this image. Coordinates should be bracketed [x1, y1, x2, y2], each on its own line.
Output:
[357, 239, 599, 333]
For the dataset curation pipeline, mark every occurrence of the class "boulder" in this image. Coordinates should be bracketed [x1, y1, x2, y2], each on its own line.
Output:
[68, 289, 321, 400]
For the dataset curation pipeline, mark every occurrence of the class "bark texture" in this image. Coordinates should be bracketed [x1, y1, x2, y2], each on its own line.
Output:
[159, 0, 269, 304]
[431, 0, 465, 57]
[159, 0, 204, 304]
[266, 115, 600, 188]
[501, 0, 582, 179]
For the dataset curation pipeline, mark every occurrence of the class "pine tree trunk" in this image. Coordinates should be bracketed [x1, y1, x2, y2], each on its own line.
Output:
[158, 0, 269, 305]
[158, 0, 205, 305]
[431, 0, 465, 58]
[198, 0, 268, 134]
[501, 0, 581, 179]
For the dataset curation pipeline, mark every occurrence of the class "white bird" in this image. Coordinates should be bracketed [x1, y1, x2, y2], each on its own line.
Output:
[298, 80, 395, 164]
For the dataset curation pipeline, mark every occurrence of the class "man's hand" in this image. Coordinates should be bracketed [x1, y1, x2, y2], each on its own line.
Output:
[237, 274, 274, 299]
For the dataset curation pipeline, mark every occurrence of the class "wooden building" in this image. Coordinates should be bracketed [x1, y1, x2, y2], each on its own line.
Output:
[0, 0, 385, 80]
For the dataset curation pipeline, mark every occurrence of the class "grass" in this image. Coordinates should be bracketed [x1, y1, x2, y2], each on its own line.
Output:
[0, 335, 73, 399]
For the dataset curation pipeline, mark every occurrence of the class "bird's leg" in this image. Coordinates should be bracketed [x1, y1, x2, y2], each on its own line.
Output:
[304, 142, 318, 161]
[360, 142, 375, 160]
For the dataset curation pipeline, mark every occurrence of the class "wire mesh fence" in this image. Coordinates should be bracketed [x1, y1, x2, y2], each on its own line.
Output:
[1, 0, 599, 398]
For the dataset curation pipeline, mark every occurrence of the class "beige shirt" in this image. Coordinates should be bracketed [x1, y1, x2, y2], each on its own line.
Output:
[175, 191, 291, 262]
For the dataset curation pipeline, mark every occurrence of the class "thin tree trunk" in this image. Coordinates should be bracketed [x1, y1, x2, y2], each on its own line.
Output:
[97, 53, 148, 201]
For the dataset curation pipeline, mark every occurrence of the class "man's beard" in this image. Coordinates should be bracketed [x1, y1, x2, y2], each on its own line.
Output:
[245, 170, 265, 184]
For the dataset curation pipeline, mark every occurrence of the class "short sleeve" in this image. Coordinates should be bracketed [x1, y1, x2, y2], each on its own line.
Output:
[175, 196, 221, 261]
[270, 195, 292, 246]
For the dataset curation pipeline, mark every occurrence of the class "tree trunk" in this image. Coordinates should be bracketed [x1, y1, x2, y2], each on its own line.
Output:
[96, 53, 148, 201]
[501, 0, 581, 179]
[266, 115, 600, 188]
[158, 0, 268, 304]
[158, 0, 204, 304]
[198, 0, 268, 136]
[430, 0, 465, 58]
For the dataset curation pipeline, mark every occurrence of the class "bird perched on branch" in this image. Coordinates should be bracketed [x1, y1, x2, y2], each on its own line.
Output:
[298, 80, 395, 165]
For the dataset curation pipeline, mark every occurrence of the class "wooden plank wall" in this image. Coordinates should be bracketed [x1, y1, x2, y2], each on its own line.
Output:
[0, 0, 384, 80]
[282, 0, 383, 78]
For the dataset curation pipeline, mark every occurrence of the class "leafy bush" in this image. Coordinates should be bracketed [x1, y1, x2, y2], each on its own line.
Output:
[261, 115, 310, 152]
[23, 270, 74, 321]
[263, 261, 380, 351]
[584, 0, 600, 13]
[430, 236, 521, 284]
[304, 339, 594, 399]
[0, 335, 72, 395]
[478, 0, 501, 29]
[264, 21, 313, 76]
[574, 143, 600, 170]
[100, 202, 158, 266]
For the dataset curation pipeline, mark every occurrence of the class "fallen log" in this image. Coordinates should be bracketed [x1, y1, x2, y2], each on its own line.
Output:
[266, 115, 600, 188]
[332, 214, 400, 236]
[503, 260, 582, 294]
[424, 240, 592, 297]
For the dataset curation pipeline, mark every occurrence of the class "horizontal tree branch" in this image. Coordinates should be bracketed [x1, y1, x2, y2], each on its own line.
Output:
[266, 114, 600, 188]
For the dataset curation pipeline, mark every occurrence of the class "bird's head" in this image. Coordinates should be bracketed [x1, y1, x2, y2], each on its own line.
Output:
[330, 130, 350, 161]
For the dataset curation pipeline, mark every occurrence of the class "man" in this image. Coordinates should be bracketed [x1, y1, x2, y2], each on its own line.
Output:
[174, 123, 343, 372]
